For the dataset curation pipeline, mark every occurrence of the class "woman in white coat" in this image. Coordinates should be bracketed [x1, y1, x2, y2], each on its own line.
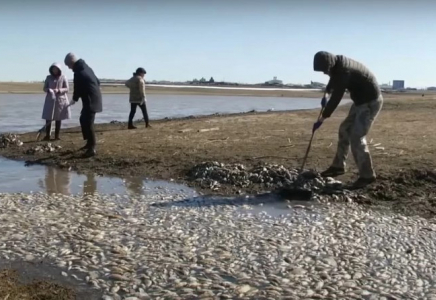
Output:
[41, 63, 71, 140]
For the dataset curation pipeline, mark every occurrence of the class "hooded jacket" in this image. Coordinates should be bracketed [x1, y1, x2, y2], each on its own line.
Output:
[125, 73, 146, 104]
[313, 51, 381, 118]
[72, 59, 103, 113]
[42, 63, 71, 121]
[43, 63, 69, 96]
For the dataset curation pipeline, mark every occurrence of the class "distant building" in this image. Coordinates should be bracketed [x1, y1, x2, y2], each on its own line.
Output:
[265, 76, 283, 85]
[379, 83, 392, 89]
[310, 81, 326, 88]
[392, 80, 405, 90]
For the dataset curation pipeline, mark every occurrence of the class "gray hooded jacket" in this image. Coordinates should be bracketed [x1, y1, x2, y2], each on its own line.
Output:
[313, 51, 381, 118]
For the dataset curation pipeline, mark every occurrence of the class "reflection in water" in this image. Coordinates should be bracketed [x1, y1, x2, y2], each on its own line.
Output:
[125, 176, 144, 196]
[39, 167, 72, 195]
[0, 157, 197, 196]
[83, 173, 97, 195]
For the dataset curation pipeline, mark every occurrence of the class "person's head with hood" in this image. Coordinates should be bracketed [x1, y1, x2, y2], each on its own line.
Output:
[313, 51, 337, 75]
[49, 63, 63, 78]
[133, 67, 146, 78]
[64, 52, 79, 70]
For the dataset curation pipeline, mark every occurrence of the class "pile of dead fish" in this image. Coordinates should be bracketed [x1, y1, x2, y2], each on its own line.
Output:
[189, 161, 365, 202]
[189, 161, 293, 190]
[26, 143, 61, 154]
[0, 133, 23, 148]
[188, 162, 339, 191]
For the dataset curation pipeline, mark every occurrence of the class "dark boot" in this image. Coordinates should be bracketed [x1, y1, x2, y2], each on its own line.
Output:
[128, 103, 137, 129]
[140, 103, 150, 128]
[54, 121, 61, 140]
[43, 121, 51, 141]
[83, 148, 96, 158]
[79, 144, 89, 151]
[320, 166, 345, 178]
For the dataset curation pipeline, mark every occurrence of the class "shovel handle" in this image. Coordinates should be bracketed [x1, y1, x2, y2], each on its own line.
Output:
[300, 93, 328, 171]
[318, 92, 327, 118]
[300, 131, 315, 171]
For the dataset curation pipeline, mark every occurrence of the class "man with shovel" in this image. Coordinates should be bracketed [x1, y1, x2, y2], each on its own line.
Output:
[312, 51, 383, 188]
[64, 53, 103, 157]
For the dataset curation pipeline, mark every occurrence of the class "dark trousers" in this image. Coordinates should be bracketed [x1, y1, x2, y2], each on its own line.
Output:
[45, 120, 61, 139]
[129, 102, 149, 124]
[80, 109, 96, 148]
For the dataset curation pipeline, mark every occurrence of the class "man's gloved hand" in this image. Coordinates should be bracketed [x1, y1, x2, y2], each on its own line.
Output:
[321, 96, 327, 108]
[312, 119, 324, 133]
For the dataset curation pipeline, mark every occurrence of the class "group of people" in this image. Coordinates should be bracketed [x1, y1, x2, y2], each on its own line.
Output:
[41, 51, 383, 188]
[41, 52, 150, 157]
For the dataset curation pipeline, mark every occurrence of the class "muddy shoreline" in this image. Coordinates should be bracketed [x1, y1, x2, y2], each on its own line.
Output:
[1, 96, 436, 218]
[0, 260, 101, 300]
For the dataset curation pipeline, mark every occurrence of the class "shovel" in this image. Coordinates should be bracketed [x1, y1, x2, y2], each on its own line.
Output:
[278, 94, 328, 201]
[300, 93, 328, 173]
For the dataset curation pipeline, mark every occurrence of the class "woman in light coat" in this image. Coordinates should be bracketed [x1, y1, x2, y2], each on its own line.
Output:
[125, 67, 150, 129]
[42, 63, 71, 140]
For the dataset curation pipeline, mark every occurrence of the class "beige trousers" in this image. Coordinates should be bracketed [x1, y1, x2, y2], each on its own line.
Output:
[331, 95, 383, 178]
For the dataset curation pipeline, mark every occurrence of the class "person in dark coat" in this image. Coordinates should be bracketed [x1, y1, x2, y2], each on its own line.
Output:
[312, 51, 383, 188]
[64, 53, 103, 157]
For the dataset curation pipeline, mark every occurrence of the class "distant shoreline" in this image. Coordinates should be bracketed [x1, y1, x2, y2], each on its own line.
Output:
[0, 82, 432, 99]
[0, 82, 325, 98]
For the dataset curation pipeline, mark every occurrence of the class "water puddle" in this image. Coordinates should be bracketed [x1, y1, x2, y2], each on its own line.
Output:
[0, 157, 196, 196]
[0, 157, 320, 217]
[0, 260, 102, 299]
[152, 192, 322, 219]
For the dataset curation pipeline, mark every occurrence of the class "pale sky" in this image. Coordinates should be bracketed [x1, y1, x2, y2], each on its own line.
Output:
[0, 0, 434, 87]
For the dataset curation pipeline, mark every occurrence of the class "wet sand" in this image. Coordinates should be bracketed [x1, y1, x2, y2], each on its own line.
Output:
[0, 261, 101, 300]
[2, 94, 436, 218]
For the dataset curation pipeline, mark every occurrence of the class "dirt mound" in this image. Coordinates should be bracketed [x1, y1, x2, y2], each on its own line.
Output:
[189, 162, 436, 217]
[189, 161, 343, 188]
[0, 269, 75, 300]
[25, 143, 62, 155]
[188, 162, 302, 190]
[0, 134, 23, 148]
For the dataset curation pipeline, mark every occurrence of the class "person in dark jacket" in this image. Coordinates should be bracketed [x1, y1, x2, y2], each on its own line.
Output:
[313, 51, 383, 188]
[64, 52, 103, 157]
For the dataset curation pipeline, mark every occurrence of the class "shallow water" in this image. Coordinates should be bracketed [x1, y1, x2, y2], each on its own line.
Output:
[0, 157, 196, 196]
[0, 93, 330, 133]
[0, 157, 313, 216]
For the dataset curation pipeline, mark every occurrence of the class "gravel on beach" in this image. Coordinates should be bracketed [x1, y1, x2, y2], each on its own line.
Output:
[0, 191, 436, 300]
